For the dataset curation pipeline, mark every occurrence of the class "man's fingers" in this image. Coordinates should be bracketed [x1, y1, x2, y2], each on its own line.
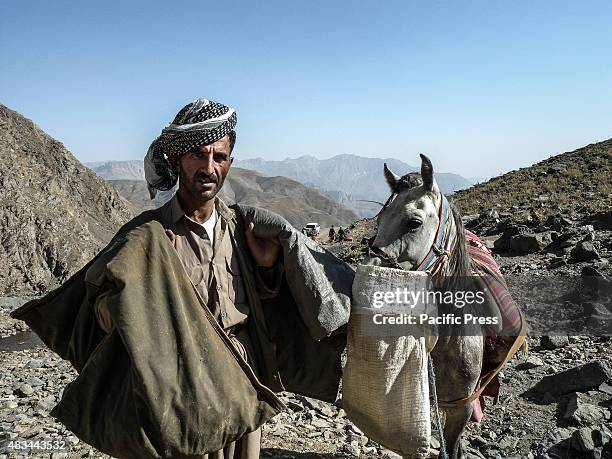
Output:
[245, 222, 257, 248]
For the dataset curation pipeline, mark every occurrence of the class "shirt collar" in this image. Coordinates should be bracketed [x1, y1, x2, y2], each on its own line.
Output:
[165, 193, 233, 226]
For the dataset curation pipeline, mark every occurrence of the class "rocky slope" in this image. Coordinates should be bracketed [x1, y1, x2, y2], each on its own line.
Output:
[108, 168, 360, 228]
[452, 139, 612, 224]
[0, 104, 132, 295]
[236, 154, 472, 217]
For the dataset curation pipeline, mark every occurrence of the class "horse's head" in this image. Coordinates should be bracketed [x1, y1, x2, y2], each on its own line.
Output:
[368, 154, 452, 271]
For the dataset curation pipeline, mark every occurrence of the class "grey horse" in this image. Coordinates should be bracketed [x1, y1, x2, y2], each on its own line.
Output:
[366, 154, 484, 459]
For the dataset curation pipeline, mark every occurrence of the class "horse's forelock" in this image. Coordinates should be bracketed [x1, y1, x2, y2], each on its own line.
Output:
[395, 172, 423, 192]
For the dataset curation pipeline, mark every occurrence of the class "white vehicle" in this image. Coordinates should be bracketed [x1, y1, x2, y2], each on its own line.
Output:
[301, 222, 320, 236]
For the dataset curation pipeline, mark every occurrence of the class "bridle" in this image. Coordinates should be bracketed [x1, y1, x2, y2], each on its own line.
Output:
[367, 186, 454, 275]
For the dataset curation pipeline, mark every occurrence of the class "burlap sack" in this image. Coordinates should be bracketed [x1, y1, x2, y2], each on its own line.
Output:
[343, 265, 432, 459]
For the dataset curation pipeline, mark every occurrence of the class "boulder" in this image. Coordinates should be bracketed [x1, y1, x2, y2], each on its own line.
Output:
[587, 210, 612, 231]
[534, 361, 612, 396]
[563, 393, 609, 426]
[570, 427, 596, 452]
[509, 232, 551, 254]
[544, 214, 573, 232]
[494, 225, 529, 252]
[570, 242, 601, 262]
[516, 355, 545, 370]
[540, 336, 569, 350]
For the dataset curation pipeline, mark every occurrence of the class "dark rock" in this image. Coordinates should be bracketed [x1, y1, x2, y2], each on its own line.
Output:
[509, 233, 551, 254]
[583, 266, 605, 278]
[494, 225, 528, 252]
[534, 361, 612, 395]
[571, 427, 596, 452]
[587, 210, 612, 231]
[563, 393, 609, 425]
[14, 383, 34, 397]
[285, 400, 304, 412]
[583, 302, 612, 316]
[571, 242, 601, 262]
[545, 215, 573, 232]
[593, 425, 612, 447]
[516, 355, 544, 370]
[544, 230, 581, 254]
[541, 336, 569, 350]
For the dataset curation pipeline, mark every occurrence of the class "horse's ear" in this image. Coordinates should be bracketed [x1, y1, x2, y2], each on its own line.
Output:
[384, 163, 400, 192]
[420, 154, 434, 191]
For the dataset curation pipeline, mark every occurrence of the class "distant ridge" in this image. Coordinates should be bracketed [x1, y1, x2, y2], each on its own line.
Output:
[86, 159, 144, 180]
[235, 154, 472, 216]
[109, 167, 360, 228]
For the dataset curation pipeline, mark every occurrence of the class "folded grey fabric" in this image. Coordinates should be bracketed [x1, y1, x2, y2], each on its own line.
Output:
[236, 204, 353, 340]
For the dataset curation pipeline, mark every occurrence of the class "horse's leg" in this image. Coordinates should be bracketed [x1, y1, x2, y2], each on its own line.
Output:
[431, 336, 483, 459]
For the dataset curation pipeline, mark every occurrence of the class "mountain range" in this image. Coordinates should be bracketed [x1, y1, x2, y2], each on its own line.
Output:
[86, 155, 473, 217]
[108, 167, 359, 229]
[235, 155, 472, 216]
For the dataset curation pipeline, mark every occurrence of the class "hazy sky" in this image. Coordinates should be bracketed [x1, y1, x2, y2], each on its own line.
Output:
[2, 1, 611, 179]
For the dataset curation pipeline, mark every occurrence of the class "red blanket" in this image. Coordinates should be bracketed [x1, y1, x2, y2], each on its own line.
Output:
[464, 230, 525, 422]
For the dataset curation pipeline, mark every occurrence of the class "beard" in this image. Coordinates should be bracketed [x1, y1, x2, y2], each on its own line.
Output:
[179, 168, 226, 203]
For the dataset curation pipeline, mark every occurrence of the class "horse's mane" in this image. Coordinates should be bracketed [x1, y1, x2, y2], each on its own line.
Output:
[444, 203, 471, 290]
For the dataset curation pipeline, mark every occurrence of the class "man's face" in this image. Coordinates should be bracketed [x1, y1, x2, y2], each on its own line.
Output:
[175, 135, 233, 203]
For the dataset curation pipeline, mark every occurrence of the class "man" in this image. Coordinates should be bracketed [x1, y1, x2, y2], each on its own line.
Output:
[337, 227, 345, 241]
[12, 99, 351, 459]
[328, 225, 336, 242]
[98, 99, 280, 458]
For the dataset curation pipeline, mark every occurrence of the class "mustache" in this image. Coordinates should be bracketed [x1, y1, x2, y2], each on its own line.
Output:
[195, 172, 218, 183]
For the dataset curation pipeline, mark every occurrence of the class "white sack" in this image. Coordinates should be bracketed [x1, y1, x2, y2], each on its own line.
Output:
[343, 264, 432, 458]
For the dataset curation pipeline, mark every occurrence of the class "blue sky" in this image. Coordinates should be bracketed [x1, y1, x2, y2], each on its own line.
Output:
[2, 1, 611, 178]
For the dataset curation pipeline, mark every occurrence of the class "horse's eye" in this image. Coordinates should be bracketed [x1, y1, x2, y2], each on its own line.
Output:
[406, 219, 423, 231]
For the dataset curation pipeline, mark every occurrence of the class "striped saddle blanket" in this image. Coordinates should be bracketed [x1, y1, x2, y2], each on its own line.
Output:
[462, 230, 527, 421]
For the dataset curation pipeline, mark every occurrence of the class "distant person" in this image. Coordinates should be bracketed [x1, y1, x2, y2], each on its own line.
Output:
[337, 226, 345, 241]
[328, 225, 336, 241]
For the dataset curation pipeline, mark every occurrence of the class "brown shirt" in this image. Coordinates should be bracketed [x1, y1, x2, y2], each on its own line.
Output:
[156, 194, 251, 330]
[95, 194, 282, 335]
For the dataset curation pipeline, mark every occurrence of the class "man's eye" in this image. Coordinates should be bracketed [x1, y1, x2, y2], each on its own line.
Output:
[214, 153, 228, 162]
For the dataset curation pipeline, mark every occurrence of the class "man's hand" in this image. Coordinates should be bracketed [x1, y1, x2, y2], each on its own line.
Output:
[245, 222, 281, 268]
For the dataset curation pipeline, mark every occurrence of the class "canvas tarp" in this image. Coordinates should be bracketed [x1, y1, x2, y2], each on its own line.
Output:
[11, 204, 353, 458]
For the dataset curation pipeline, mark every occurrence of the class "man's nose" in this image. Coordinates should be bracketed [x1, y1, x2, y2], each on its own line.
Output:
[201, 152, 215, 175]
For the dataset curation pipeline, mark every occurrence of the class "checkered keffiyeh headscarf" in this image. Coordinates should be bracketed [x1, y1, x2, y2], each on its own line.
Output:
[144, 99, 237, 198]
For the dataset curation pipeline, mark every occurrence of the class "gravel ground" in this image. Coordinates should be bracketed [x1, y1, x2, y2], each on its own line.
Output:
[1, 213, 611, 458]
